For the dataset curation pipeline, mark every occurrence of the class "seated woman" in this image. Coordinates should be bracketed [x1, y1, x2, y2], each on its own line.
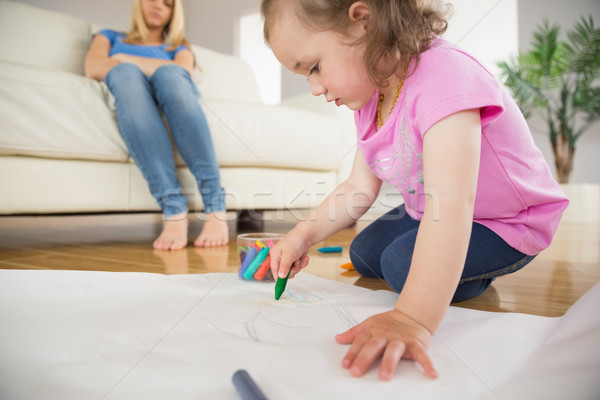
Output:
[84, 0, 228, 250]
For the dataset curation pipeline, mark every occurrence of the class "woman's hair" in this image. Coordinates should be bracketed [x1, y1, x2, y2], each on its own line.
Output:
[261, 0, 451, 86]
[124, 0, 190, 50]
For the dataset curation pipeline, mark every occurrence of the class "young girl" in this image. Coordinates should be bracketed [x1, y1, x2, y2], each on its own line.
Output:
[84, 0, 228, 250]
[261, 0, 568, 381]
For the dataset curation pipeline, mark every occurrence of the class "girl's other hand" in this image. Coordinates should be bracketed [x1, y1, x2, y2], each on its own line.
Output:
[270, 232, 310, 279]
[335, 310, 437, 381]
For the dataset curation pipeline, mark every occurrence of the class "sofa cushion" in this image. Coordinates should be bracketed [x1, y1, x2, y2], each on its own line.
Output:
[0, 60, 128, 162]
[192, 45, 262, 103]
[0, 1, 91, 76]
[198, 99, 344, 171]
[0, 61, 344, 171]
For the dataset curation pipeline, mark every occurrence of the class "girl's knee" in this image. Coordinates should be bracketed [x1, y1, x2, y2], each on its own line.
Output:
[451, 279, 494, 303]
[349, 237, 382, 279]
[380, 247, 411, 293]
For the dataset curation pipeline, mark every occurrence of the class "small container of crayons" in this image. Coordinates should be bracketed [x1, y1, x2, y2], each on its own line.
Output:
[237, 233, 284, 281]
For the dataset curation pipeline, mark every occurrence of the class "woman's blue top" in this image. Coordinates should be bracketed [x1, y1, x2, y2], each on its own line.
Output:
[96, 29, 188, 60]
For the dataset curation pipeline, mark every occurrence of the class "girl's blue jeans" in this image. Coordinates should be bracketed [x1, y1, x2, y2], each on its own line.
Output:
[350, 204, 536, 302]
[105, 63, 225, 219]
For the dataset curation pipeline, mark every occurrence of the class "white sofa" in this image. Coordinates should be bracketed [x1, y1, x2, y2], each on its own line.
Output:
[0, 1, 356, 215]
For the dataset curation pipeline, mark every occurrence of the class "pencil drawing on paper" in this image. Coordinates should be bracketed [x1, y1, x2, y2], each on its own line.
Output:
[204, 285, 360, 344]
[286, 288, 323, 303]
[333, 302, 359, 328]
[244, 311, 316, 343]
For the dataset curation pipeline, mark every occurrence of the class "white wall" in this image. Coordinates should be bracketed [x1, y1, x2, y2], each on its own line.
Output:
[13, 0, 136, 31]
[11, 0, 260, 52]
[442, 0, 518, 77]
[186, 0, 260, 53]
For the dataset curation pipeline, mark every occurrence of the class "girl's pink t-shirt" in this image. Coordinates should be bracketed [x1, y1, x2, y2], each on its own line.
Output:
[355, 38, 568, 255]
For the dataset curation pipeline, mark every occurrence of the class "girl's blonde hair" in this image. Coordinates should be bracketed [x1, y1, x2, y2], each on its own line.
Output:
[261, 0, 450, 86]
[125, 0, 190, 50]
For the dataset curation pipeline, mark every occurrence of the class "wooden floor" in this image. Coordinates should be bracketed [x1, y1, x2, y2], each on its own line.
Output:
[0, 210, 598, 317]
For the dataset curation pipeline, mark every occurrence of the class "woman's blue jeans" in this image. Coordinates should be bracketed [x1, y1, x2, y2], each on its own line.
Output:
[350, 204, 536, 302]
[105, 63, 225, 218]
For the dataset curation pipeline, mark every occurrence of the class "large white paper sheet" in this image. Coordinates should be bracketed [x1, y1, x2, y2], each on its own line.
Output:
[0, 269, 598, 400]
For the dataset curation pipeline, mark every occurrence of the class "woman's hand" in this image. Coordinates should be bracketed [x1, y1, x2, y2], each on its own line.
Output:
[111, 50, 195, 78]
[111, 53, 135, 63]
[335, 309, 437, 381]
[269, 231, 311, 279]
[110, 53, 168, 77]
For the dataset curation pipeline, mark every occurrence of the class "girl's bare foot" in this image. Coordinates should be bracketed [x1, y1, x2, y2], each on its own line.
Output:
[153, 213, 189, 250]
[194, 212, 229, 247]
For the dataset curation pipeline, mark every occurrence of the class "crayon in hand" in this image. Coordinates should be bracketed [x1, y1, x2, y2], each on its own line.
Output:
[274, 269, 291, 300]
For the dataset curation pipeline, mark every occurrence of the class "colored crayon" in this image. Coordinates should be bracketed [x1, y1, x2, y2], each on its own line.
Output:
[243, 247, 270, 280]
[275, 269, 291, 300]
[253, 254, 271, 281]
[317, 246, 343, 253]
[239, 247, 257, 278]
[340, 262, 355, 270]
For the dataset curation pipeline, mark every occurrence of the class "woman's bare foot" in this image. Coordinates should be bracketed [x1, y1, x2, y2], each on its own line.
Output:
[153, 213, 189, 250]
[194, 212, 229, 247]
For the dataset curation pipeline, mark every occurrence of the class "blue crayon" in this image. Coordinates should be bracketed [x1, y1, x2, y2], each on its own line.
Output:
[243, 247, 270, 280]
[317, 246, 343, 253]
[239, 247, 257, 278]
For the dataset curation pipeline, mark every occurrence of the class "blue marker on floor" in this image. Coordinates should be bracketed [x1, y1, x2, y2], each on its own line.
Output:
[317, 246, 343, 253]
[232, 369, 268, 400]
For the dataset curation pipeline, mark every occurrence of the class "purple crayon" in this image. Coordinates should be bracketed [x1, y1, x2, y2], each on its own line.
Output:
[239, 247, 257, 278]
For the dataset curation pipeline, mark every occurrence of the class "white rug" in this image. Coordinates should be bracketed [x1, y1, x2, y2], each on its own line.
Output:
[0, 269, 598, 400]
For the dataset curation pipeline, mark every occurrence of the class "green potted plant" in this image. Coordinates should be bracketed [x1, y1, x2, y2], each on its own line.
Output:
[497, 16, 600, 184]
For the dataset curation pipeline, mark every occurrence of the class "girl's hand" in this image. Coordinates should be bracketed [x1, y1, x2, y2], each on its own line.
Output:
[335, 309, 437, 381]
[270, 232, 311, 279]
